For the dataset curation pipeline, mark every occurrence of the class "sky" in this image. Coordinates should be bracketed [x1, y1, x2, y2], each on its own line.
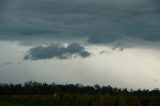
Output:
[0, 0, 160, 89]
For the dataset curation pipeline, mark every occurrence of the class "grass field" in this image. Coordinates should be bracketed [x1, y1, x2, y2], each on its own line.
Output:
[0, 102, 64, 106]
[0, 95, 64, 106]
[0, 94, 160, 106]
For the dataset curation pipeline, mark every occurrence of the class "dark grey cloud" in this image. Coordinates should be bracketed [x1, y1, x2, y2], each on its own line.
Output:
[88, 35, 121, 44]
[0, 0, 10, 13]
[0, 0, 160, 46]
[24, 43, 91, 60]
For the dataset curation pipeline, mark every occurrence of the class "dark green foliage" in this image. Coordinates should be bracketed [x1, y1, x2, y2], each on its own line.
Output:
[0, 81, 160, 106]
[0, 81, 159, 97]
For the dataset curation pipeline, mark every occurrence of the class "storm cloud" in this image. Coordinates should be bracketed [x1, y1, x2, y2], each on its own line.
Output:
[0, 0, 160, 46]
[1, 0, 160, 89]
[24, 43, 91, 60]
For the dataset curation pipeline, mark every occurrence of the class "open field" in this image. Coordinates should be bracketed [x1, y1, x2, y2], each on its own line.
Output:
[0, 94, 160, 106]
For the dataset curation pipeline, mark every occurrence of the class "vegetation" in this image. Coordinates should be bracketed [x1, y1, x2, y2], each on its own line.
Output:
[0, 81, 160, 106]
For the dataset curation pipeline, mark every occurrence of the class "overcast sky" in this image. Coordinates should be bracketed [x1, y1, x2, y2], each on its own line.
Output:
[0, 0, 160, 89]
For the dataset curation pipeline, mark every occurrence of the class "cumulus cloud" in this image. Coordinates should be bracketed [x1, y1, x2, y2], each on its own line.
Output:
[24, 43, 91, 60]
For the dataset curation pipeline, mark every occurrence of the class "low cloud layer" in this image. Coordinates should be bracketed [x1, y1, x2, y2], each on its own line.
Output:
[0, 0, 160, 47]
[24, 43, 91, 60]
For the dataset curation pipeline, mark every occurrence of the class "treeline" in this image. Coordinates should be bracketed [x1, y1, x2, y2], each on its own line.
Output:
[0, 81, 160, 96]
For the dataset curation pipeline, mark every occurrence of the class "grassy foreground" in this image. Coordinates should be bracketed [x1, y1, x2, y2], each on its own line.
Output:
[0, 94, 160, 106]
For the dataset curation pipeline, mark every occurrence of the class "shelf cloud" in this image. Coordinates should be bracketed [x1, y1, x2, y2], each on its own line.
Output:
[0, 0, 160, 47]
